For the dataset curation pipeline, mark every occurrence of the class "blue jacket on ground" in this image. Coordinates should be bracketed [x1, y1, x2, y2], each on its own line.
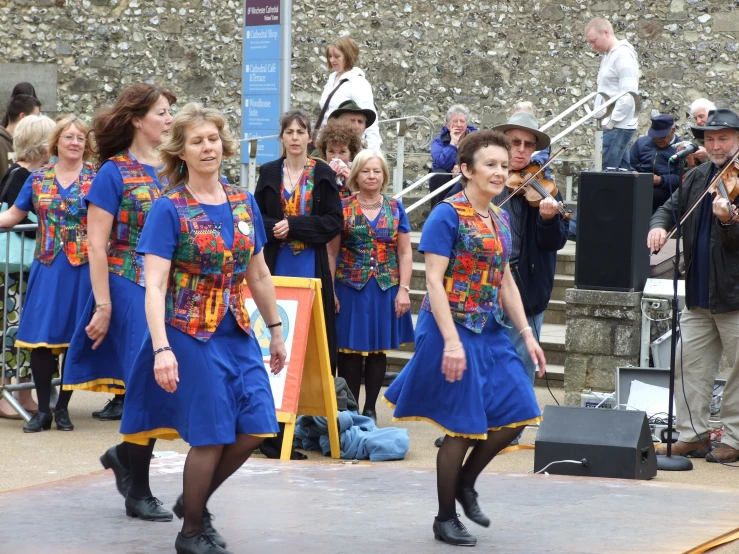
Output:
[629, 135, 681, 193]
[431, 124, 479, 172]
[293, 411, 410, 461]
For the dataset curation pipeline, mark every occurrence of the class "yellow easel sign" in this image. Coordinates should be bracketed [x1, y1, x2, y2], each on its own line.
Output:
[243, 276, 340, 460]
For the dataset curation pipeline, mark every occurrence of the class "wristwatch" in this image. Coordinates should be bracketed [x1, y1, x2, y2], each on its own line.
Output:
[399, 284, 410, 292]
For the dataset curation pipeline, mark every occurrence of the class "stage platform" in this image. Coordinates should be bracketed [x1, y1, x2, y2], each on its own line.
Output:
[1, 455, 738, 554]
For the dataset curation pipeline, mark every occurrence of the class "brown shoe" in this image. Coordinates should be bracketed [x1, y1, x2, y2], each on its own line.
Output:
[706, 443, 739, 463]
[656, 439, 711, 458]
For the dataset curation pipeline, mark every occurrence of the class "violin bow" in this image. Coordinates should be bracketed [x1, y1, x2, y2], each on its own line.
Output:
[498, 147, 567, 208]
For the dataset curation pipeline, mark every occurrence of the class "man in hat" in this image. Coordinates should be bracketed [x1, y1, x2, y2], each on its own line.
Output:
[327, 100, 378, 149]
[629, 114, 682, 213]
[648, 108, 739, 464]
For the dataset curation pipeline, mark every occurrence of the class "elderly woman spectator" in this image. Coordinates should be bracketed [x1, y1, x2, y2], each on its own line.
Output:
[314, 118, 362, 198]
[0, 114, 55, 419]
[317, 37, 382, 149]
[0, 115, 95, 433]
[429, 105, 478, 204]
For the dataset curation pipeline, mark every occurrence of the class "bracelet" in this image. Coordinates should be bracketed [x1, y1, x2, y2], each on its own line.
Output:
[94, 301, 112, 311]
[443, 344, 463, 352]
[153, 346, 172, 356]
[519, 326, 533, 336]
[267, 321, 282, 329]
[399, 284, 410, 292]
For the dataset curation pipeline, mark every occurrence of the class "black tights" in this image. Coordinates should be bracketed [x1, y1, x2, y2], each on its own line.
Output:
[436, 427, 522, 521]
[181, 434, 264, 537]
[338, 352, 387, 412]
[31, 348, 72, 413]
[114, 439, 157, 499]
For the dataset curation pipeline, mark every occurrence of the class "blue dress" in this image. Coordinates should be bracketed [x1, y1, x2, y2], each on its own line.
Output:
[273, 187, 316, 278]
[335, 203, 415, 354]
[383, 202, 541, 439]
[14, 175, 92, 351]
[63, 162, 161, 393]
[120, 194, 279, 447]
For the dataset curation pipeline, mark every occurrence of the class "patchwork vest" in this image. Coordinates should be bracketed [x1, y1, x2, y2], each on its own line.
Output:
[421, 192, 510, 333]
[280, 158, 316, 255]
[336, 195, 401, 291]
[31, 162, 95, 267]
[165, 184, 256, 342]
[106, 151, 162, 286]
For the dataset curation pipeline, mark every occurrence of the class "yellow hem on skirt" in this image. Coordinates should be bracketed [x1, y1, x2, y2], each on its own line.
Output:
[122, 429, 278, 446]
[14, 340, 67, 355]
[62, 378, 126, 394]
[382, 397, 542, 440]
[339, 343, 412, 357]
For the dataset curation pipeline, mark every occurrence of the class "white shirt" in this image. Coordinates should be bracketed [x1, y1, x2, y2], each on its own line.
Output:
[318, 67, 382, 149]
[594, 40, 640, 130]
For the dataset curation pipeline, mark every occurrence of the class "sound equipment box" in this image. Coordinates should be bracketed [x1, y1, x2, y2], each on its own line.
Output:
[534, 405, 657, 480]
[575, 171, 652, 292]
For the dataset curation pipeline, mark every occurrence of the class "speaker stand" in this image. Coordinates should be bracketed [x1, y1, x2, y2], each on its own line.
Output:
[656, 282, 692, 472]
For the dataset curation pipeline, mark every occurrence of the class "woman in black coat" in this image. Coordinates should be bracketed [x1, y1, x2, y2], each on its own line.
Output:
[254, 108, 342, 407]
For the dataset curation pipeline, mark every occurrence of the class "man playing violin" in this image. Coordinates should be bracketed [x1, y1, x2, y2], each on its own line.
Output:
[648, 108, 739, 464]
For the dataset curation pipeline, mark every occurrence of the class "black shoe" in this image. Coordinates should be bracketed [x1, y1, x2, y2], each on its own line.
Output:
[54, 408, 74, 431]
[362, 409, 377, 424]
[175, 531, 231, 554]
[174, 495, 227, 549]
[100, 445, 131, 498]
[456, 486, 490, 527]
[125, 495, 173, 521]
[382, 371, 399, 387]
[96, 395, 124, 421]
[433, 516, 477, 546]
[23, 411, 52, 433]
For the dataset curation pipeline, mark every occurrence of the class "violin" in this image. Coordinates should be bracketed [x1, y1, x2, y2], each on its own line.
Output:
[497, 147, 571, 221]
[663, 149, 739, 243]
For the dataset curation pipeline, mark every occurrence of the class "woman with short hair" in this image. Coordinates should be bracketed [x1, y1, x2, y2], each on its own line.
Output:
[315, 118, 362, 198]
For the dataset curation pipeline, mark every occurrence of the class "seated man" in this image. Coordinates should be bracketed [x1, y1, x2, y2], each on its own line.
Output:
[428, 104, 477, 205]
[629, 114, 681, 213]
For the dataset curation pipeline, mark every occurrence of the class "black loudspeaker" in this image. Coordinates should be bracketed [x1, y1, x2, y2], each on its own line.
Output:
[534, 406, 657, 480]
[575, 171, 652, 292]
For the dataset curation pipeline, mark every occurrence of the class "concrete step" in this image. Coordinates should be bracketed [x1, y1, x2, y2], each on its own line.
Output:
[543, 299, 566, 325]
[535, 364, 564, 388]
[551, 274, 575, 302]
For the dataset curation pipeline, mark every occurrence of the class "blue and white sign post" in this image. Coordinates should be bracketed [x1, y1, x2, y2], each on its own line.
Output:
[241, 0, 291, 190]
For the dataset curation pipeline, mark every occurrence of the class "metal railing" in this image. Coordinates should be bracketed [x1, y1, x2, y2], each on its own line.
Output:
[0, 223, 61, 422]
[238, 114, 436, 193]
[399, 90, 642, 213]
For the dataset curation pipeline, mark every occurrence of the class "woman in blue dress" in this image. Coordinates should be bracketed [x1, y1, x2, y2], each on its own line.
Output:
[0, 115, 95, 433]
[253, 109, 342, 458]
[327, 149, 414, 423]
[384, 130, 546, 547]
[120, 103, 285, 554]
[62, 84, 176, 521]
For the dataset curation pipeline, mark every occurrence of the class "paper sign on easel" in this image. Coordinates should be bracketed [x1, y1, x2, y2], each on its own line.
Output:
[242, 277, 340, 460]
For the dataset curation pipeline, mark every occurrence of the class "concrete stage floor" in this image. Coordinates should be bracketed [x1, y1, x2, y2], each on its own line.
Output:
[1, 455, 738, 554]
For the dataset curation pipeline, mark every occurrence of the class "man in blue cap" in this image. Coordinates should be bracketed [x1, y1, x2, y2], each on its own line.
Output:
[630, 113, 682, 213]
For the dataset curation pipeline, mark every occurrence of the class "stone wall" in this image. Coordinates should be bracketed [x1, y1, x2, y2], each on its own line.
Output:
[2, 0, 739, 185]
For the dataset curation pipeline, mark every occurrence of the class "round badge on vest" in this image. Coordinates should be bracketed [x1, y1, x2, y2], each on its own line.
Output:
[238, 221, 250, 235]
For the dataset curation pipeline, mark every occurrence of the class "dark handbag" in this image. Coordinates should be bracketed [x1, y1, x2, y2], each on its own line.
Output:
[310, 77, 349, 152]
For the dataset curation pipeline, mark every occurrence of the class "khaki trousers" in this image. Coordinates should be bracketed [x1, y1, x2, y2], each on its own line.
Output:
[675, 307, 739, 449]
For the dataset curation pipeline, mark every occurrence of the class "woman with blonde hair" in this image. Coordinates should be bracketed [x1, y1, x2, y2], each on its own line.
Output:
[0, 115, 95, 433]
[328, 149, 413, 422]
[317, 36, 382, 149]
[120, 103, 285, 554]
[0, 114, 55, 419]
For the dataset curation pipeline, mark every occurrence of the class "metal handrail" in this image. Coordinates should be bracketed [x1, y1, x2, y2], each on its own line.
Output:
[376, 115, 436, 150]
[404, 175, 462, 214]
[539, 92, 612, 133]
[392, 172, 454, 200]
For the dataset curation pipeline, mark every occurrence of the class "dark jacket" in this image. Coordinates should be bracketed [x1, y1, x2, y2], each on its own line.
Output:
[629, 135, 681, 193]
[0, 126, 12, 180]
[0, 163, 35, 237]
[254, 157, 342, 369]
[495, 192, 569, 316]
[431, 124, 478, 172]
[650, 161, 739, 313]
